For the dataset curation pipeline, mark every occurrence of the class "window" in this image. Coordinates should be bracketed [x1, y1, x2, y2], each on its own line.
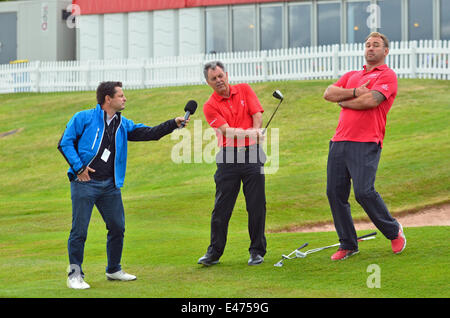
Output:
[232, 6, 256, 52]
[260, 5, 283, 50]
[377, 0, 402, 42]
[347, 1, 371, 43]
[408, 0, 433, 41]
[317, 2, 341, 45]
[205, 8, 229, 53]
[441, 0, 450, 40]
[288, 3, 311, 48]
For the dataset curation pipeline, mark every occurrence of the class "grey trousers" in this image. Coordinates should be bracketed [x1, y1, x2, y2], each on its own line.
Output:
[326, 141, 399, 250]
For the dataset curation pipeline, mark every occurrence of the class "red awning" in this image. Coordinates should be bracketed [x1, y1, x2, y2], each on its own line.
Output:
[72, 0, 292, 15]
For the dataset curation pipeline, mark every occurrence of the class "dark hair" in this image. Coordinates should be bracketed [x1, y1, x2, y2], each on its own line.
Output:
[203, 61, 226, 80]
[96, 81, 122, 105]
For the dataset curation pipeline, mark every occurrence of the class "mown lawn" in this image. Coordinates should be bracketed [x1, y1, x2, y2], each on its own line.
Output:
[0, 79, 448, 298]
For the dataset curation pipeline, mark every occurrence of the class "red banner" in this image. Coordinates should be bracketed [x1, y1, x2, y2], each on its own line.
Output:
[72, 0, 292, 15]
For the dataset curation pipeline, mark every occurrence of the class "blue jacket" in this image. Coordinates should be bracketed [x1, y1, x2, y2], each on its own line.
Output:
[58, 104, 178, 188]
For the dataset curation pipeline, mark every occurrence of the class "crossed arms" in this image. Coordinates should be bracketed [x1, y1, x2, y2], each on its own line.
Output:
[323, 80, 386, 110]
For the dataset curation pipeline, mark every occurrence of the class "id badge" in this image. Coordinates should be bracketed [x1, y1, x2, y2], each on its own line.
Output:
[101, 148, 111, 162]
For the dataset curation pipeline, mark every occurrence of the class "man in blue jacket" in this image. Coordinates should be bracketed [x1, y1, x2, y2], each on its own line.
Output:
[58, 81, 188, 289]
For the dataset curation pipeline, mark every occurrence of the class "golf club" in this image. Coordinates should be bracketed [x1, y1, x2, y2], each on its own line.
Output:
[274, 242, 308, 267]
[262, 90, 284, 135]
[295, 232, 377, 258]
[274, 232, 377, 266]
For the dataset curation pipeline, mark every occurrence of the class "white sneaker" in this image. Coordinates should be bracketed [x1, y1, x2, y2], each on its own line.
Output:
[67, 275, 90, 289]
[105, 270, 137, 281]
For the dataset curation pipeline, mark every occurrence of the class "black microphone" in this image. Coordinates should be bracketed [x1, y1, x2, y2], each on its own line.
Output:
[180, 100, 197, 128]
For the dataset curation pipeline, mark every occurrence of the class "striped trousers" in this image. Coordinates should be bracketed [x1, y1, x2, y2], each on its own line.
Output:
[326, 141, 399, 250]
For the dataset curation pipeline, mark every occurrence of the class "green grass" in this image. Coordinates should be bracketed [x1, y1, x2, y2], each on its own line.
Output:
[0, 79, 449, 298]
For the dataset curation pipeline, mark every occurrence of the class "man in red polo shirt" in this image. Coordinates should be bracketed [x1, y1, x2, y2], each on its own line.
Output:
[197, 61, 267, 266]
[323, 32, 406, 260]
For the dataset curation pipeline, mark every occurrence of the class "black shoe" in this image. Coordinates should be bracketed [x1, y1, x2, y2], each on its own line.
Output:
[248, 254, 264, 266]
[197, 253, 220, 266]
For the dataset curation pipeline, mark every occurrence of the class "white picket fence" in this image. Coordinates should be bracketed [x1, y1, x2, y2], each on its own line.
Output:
[0, 40, 449, 94]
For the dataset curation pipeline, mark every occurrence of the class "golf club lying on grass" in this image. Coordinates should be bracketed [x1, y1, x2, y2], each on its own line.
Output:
[274, 232, 377, 267]
[274, 242, 308, 267]
[262, 90, 284, 135]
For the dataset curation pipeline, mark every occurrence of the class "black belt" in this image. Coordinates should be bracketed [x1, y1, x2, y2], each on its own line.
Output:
[222, 145, 259, 153]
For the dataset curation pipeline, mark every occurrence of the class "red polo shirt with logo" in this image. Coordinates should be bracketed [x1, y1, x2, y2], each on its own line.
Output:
[203, 83, 264, 147]
[332, 64, 397, 147]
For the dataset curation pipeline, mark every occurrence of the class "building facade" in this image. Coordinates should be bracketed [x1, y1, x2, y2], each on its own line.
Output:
[73, 0, 450, 60]
[0, 0, 75, 64]
[1, 0, 449, 64]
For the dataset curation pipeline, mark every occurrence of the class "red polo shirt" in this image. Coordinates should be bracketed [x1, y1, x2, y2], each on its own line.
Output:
[203, 83, 264, 147]
[332, 64, 397, 147]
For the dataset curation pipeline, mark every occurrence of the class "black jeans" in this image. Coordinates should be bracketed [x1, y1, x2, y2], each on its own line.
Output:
[326, 141, 399, 250]
[206, 146, 267, 258]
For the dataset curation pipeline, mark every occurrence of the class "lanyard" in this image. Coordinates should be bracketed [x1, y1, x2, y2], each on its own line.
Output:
[104, 115, 116, 150]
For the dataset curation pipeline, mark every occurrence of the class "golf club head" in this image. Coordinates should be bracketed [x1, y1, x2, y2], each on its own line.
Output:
[273, 90, 284, 100]
[274, 260, 284, 267]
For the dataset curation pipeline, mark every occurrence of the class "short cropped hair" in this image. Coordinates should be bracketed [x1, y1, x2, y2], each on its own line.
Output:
[203, 61, 226, 80]
[365, 32, 389, 48]
[96, 81, 122, 105]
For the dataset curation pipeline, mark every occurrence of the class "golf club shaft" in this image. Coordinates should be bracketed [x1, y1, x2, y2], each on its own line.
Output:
[297, 242, 309, 250]
[305, 243, 340, 254]
[305, 232, 377, 255]
[262, 99, 283, 134]
[357, 232, 377, 240]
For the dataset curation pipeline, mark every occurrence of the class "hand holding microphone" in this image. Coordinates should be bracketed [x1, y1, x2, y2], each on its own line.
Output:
[178, 100, 197, 128]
